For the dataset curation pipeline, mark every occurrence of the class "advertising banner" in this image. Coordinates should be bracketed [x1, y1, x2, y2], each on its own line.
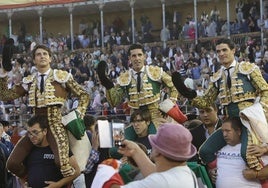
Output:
[0, 0, 84, 9]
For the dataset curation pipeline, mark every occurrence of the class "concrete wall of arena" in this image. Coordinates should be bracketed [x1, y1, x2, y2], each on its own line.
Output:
[0, 0, 238, 37]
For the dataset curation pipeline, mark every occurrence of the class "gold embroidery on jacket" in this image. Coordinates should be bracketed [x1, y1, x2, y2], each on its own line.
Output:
[146, 65, 162, 81]
[117, 71, 131, 86]
[54, 69, 71, 83]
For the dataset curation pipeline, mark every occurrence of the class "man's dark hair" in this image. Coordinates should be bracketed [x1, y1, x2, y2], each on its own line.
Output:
[27, 115, 48, 129]
[216, 38, 235, 50]
[32, 44, 52, 59]
[127, 43, 145, 56]
[0, 120, 9, 127]
[130, 109, 151, 122]
[223, 116, 243, 132]
[84, 114, 96, 129]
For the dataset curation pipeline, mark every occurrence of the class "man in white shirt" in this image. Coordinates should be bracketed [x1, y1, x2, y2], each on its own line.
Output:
[92, 90, 105, 115]
[92, 123, 198, 188]
[215, 117, 261, 188]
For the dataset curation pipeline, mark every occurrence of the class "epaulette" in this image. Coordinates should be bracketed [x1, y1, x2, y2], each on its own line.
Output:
[210, 68, 223, 82]
[146, 65, 162, 81]
[54, 69, 71, 83]
[22, 74, 35, 84]
[239, 61, 257, 75]
[117, 71, 131, 86]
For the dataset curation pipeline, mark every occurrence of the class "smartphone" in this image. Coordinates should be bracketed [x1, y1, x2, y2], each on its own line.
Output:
[112, 122, 125, 147]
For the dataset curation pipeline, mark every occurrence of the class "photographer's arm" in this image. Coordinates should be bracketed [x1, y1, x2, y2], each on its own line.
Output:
[118, 140, 156, 177]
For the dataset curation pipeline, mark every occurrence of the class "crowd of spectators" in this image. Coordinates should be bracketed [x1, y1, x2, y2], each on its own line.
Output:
[0, 0, 267, 55]
[1, 29, 268, 122]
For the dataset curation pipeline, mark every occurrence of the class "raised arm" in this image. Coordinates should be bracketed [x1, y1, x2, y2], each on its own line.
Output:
[96, 60, 125, 107]
[118, 140, 156, 177]
[0, 71, 27, 101]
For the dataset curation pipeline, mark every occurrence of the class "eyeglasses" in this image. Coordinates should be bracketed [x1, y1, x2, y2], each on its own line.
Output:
[27, 130, 43, 137]
[132, 119, 144, 123]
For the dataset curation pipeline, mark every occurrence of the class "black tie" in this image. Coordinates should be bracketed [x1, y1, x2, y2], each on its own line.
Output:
[136, 72, 141, 92]
[40, 74, 45, 93]
[226, 67, 232, 89]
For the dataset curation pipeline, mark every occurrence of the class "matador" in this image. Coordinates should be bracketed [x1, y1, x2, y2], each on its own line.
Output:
[0, 44, 89, 178]
[97, 43, 186, 128]
[172, 38, 268, 183]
